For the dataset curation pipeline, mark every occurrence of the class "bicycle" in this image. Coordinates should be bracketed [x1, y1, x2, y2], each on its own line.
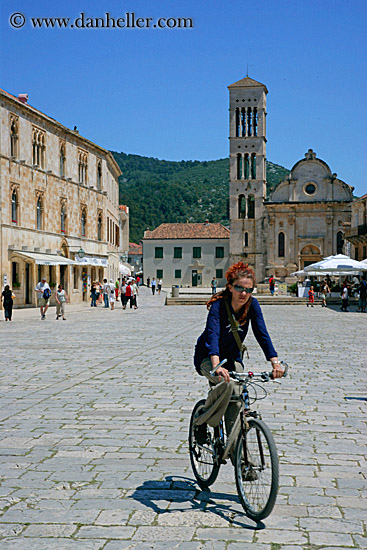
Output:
[189, 359, 289, 521]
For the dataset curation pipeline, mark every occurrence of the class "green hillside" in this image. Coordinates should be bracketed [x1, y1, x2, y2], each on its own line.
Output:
[111, 152, 290, 243]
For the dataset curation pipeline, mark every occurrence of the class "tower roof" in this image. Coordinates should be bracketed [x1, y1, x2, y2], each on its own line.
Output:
[228, 76, 268, 93]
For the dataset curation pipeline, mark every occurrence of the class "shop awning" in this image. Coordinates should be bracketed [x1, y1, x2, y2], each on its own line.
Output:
[13, 251, 76, 266]
[74, 256, 108, 267]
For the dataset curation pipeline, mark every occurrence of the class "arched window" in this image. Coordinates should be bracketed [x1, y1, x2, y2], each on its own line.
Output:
[251, 154, 256, 179]
[97, 161, 102, 190]
[78, 151, 88, 184]
[61, 204, 66, 234]
[235, 108, 240, 137]
[244, 154, 249, 179]
[10, 116, 19, 158]
[60, 144, 66, 177]
[337, 231, 344, 254]
[247, 108, 252, 136]
[253, 108, 258, 136]
[32, 128, 45, 168]
[244, 232, 249, 247]
[278, 232, 285, 257]
[237, 153, 242, 180]
[238, 195, 246, 219]
[98, 214, 102, 241]
[36, 196, 43, 230]
[247, 195, 255, 219]
[241, 108, 246, 136]
[11, 190, 18, 224]
[81, 208, 87, 237]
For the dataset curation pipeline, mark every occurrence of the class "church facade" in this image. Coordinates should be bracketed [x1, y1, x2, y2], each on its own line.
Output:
[228, 76, 354, 281]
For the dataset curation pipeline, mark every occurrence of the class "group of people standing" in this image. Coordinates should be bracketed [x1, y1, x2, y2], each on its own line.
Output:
[90, 277, 139, 310]
[146, 277, 162, 295]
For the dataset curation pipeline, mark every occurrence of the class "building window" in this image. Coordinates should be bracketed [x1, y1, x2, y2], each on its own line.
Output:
[244, 232, 249, 247]
[32, 128, 45, 168]
[98, 214, 102, 241]
[247, 108, 252, 136]
[175, 269, 181, 278]
[355, 247, 359, 261]
[60, 143, 66, 177]
[11, 189, 18, 224]
[61, 203, 66, 233]
[81, 208, 87, 237]
[251, 154, 256, 179]
[237, 153, 242, 180]
[155, 247, 163, 259]
[241, 108, 246, 136]
[73, 266, 79, 289]
[10, 116, 19, 158]
[174, 247, 182, 259]
[235, 108, 240, 137]
[244, 154, 249, 179]
[247, 195, 255, 219]
[253, 108, 258, 136]
[363, 246, 366, 259]
[216, 269, 223, 279]
[12, 262, 19, 285]
[36, 196, 43, 230]
[216, 246, 224, 258]
[336, 231, 344, 254]
[278, 232, 285, 257]
[97, 161, 102, 190]
[238, 195, 246, 219]
[78, 151, 88, 184]
[193, 247, 201, 259]
[157, 269, 163, 279]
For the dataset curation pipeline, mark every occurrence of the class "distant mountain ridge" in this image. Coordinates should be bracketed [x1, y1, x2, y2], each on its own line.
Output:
[111, 151, 290, 243]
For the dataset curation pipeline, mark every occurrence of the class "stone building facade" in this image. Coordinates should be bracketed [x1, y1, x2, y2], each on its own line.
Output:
[142, 223, 229, 287]
[0, 89, 123, 308]
[345, 193, 367, 261]
[228, 76, 354, 281]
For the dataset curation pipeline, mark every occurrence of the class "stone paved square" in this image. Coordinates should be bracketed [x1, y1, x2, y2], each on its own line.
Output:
[0, 288, 366, 549]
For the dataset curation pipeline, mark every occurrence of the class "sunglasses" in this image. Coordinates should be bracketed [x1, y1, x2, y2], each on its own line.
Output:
[233, 285, 254, 294]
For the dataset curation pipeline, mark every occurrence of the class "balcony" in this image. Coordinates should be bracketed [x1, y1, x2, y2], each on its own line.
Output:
[345, 224, 367, 239]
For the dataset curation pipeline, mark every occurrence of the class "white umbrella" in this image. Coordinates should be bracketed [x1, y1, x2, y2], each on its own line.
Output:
[304, 254, 367, 274]
[119, 263, 131, 276]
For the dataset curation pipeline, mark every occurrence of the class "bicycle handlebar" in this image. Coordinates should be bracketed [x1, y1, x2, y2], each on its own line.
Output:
[210, 360, 289, 381]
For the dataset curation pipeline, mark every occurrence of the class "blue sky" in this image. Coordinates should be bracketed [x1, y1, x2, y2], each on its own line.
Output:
[1, 0, 366, 196]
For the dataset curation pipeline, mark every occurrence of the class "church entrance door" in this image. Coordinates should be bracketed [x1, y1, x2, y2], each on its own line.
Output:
[300, 245, 322, 270]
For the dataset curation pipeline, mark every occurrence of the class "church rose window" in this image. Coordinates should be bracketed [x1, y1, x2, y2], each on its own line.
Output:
[304, 183, 316, 195]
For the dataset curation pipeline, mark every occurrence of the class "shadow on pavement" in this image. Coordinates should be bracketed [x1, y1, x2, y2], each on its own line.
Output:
[129, 476, 265, 530]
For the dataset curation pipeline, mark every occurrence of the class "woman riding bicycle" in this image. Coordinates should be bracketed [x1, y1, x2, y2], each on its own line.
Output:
[193, 262, 283, 446]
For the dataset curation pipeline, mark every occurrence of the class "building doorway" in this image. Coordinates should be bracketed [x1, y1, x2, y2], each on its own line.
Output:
[300, 244, 322, 270]
[60, 265, 67, 292]
[25, 262, 32, 304]
[192, 270, 198, 287]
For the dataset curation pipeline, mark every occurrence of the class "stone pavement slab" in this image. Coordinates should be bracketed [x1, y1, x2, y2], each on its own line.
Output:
[0, 288, 366, 548]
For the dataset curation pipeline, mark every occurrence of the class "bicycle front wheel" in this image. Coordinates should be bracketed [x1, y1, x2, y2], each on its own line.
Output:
[189, 399, 220, 488]
[234, 417, 279, 521]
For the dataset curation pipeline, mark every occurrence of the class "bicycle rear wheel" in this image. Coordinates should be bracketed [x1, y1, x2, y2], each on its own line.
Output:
[189, 399, 221, 488]
[234, 417, 279, 521]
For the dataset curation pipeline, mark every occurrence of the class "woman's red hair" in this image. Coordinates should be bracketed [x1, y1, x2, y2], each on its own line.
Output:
[206, 262, 255, 324]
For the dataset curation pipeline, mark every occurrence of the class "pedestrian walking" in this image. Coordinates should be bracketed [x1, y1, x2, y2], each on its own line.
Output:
[136, 276, 141, 287]
[269, 275, 275, 296]
[2, 285, 14, 321]
[151, 278, 157, 295]
[120, 279, 127, 309]
[157, 278, 163, 295]
[131, 279, 139, 309]
[341, 284, 349, 312]
[35, 277, 51, 320]
[320, 281, 330, 307]
[55, 284, 68, 320]
[211, 276, 217, 295]
[358, 277, 367, 312]
[307, 285, 315, 307]
[102, 279, 110, 308]
[115, 278, 120, 301]
[109, 280, 116, 310]
[97, 282, 103, 305]
[125, 281, 132, 308]
[90, 283, 98, 307]
[147, 277, 150, 288]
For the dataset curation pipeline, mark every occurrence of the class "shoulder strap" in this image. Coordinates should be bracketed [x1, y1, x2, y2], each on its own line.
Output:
[224, 299, 249, 359]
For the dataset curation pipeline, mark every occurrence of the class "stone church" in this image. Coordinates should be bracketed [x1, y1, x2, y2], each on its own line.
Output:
[228, 76, 354, 282]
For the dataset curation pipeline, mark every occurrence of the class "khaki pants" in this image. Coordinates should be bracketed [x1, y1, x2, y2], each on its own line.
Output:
[56, 302, 65, 318]
[198, 358, 244, 438]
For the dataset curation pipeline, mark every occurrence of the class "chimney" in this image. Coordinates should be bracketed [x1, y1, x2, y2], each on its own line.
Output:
[18, 94, 28, 104]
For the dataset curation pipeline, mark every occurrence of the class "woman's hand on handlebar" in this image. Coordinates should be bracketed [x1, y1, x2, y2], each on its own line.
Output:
[216, 366, 231, 383]
[271, 362, 284, 379]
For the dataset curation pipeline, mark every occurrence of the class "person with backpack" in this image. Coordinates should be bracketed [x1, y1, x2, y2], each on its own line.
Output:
[35, 277, 51, 320]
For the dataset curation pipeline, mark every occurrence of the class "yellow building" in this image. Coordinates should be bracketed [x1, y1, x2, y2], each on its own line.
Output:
[0, 89, 122, 307]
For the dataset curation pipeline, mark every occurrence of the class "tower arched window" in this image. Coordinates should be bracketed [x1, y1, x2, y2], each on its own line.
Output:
[247, 195, 255, 219]
[98, 214, 102, 241]
[11, 190, 18, 224]
[60, 144, 66, 177]
[32, 128, 45, 168]
[337, 231, 344, 254]
[36, 196, 43, 230]
[61, 204, 66, 234]
[81, 208, 87, 237]
[10, 117, 19, 158]
[235, 108, 240, 137]
[251, 153, 256, 179]
[244, 154, 249, 180]
[253, 108, 258, 136]
[241, 108, 246, 136]
[237, 153, 242, 180]
[244, 232, 249, 247]
[97, 161, 102, 190]
[278, 232, 285, 257]
[238, 195, 246, 219]
[247, 108, 252, 136]
[78, 151, 88, 184]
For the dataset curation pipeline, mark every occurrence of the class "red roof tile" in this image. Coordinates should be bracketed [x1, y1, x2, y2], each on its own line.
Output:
[143, 223, 230, 240]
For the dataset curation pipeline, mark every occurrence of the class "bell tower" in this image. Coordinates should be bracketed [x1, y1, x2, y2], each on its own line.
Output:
[228, 76, 267, 281]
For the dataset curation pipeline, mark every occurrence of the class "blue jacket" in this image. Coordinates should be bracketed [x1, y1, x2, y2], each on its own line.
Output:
[194, 297, 277, 373]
